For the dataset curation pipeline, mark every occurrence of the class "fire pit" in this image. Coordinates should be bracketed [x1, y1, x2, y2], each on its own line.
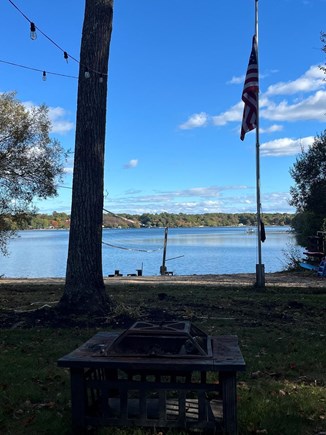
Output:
[58, 322, 245, 434]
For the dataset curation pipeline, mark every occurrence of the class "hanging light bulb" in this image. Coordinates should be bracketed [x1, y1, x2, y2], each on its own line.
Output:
[99, 76, 104, 83]
[42, 71, 47, 81]
[30, 22, 37, 40]
[64, 52, 69, 63]
[84, 71, 90, 79]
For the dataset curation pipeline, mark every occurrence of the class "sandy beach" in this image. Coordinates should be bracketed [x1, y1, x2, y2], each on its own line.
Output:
[1, 271, 325, 288]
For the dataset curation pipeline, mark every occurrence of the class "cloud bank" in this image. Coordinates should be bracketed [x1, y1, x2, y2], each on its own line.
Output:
[104, 185, 294, 215]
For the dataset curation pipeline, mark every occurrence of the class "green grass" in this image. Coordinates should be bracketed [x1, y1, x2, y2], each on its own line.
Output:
[0, 282, 325, 434]
[0, 328, 93, 434]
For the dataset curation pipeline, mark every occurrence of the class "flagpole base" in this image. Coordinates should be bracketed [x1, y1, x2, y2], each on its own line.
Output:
[255, 264, 265, 288]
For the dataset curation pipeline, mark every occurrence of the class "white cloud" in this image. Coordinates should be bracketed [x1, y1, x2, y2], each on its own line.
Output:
[180, 64, 326, 146]
[48, 107, 74, 134]
[260, 192, 294, 212]
[212, 102, 243, 126]
[227, 70, 279, 85]
[123, 159, 138, 169]
[22, 101, 74, 134]
[104, 187, 295, 214]
[227, 75, 245, 85]
[105, 185, 254, 215]
[260, 136, 314, 156]
[179, 112, 209, 129]
[261, 90, 326, 122]
[260, 124, 283, 133]
[265, 65, 324, 95]
[156, 185, 250, 199]
[125, 189, 142, 194]
[179, 65, 326, 131]
[176, 186, 221, 197]
[62, 154, 74, 174]
[22, 100, 35, 110]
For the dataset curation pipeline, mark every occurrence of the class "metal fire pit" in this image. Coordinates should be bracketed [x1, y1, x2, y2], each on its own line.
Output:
[58, 322, 246, 435]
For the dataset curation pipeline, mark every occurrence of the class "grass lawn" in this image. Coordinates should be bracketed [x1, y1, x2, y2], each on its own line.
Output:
[0, 279, 325, 434]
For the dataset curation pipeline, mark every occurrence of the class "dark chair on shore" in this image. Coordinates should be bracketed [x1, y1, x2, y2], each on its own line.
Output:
[108, 269, 123, 277]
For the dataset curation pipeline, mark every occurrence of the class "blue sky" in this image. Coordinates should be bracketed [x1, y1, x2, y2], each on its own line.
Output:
[1, 0, 325, 215]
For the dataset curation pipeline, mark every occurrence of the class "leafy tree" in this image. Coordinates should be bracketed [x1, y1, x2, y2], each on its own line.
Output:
[0, 92, 64, 254]
[59, 0, 114, 314]
[139, 213, 153, 227]
[289, 130, 326, 242]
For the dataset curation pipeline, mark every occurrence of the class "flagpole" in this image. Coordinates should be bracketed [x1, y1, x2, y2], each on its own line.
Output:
[255, 0, 265, 287]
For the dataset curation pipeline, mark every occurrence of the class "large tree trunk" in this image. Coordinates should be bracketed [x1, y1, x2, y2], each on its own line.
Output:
[59, 0, 114, 314]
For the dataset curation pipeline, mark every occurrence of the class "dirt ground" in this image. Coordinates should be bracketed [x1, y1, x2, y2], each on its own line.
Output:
[0, 271, 325, 328]
[106, 271, 326, 287]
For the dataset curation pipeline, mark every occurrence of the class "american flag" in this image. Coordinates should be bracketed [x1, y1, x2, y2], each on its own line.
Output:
[240, 36, 259, 141]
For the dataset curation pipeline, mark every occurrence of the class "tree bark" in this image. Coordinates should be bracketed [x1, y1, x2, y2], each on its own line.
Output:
[59, 0, 114, 314]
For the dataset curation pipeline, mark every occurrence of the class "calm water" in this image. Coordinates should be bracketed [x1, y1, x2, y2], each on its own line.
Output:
[0, 226, 301, 278]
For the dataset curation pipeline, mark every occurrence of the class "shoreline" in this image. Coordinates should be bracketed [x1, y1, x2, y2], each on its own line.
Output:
[0, 271, 325, 288]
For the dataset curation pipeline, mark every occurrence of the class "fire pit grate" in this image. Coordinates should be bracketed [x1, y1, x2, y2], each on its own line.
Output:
[99, 321, 212, 358]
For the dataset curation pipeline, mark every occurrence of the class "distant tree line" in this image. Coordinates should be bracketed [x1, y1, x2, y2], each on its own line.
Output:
[4, 211, 293, 230]
[119, 212, 293, 228]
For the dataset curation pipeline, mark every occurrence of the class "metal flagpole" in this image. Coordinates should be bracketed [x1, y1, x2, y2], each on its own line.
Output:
[254, 0, 265, 287]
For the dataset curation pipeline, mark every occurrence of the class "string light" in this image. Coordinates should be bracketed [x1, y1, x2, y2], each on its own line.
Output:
[8, 0, 77, 64]
[0, 59, 78, 80]
[42, 70, 46, 81]
[8, 0, 109, 78]
[30, 22, 37, 40]
[84, 71, 90, 79]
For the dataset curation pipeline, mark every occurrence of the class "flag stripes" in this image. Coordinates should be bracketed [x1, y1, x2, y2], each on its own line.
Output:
[240, 35, 259, 141]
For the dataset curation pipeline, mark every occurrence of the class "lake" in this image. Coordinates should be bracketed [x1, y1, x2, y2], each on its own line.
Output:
[0, 226, 302, 278]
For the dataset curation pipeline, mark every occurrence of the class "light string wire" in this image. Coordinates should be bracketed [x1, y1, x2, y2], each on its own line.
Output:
[8, 0, 79, 64]
[7, 0, 108, 78]
[55, 188, 160, 253]
[0, 59, 78, 79]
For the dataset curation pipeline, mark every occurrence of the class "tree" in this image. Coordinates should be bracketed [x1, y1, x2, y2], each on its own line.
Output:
[289, 130, 326, 241]
[59, 0, 114, 314]
[321, 32, 326, 76]
[0, 92, 64, 254]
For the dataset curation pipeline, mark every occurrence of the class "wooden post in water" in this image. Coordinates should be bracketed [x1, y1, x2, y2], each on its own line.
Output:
[160, 227, 168, 275]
